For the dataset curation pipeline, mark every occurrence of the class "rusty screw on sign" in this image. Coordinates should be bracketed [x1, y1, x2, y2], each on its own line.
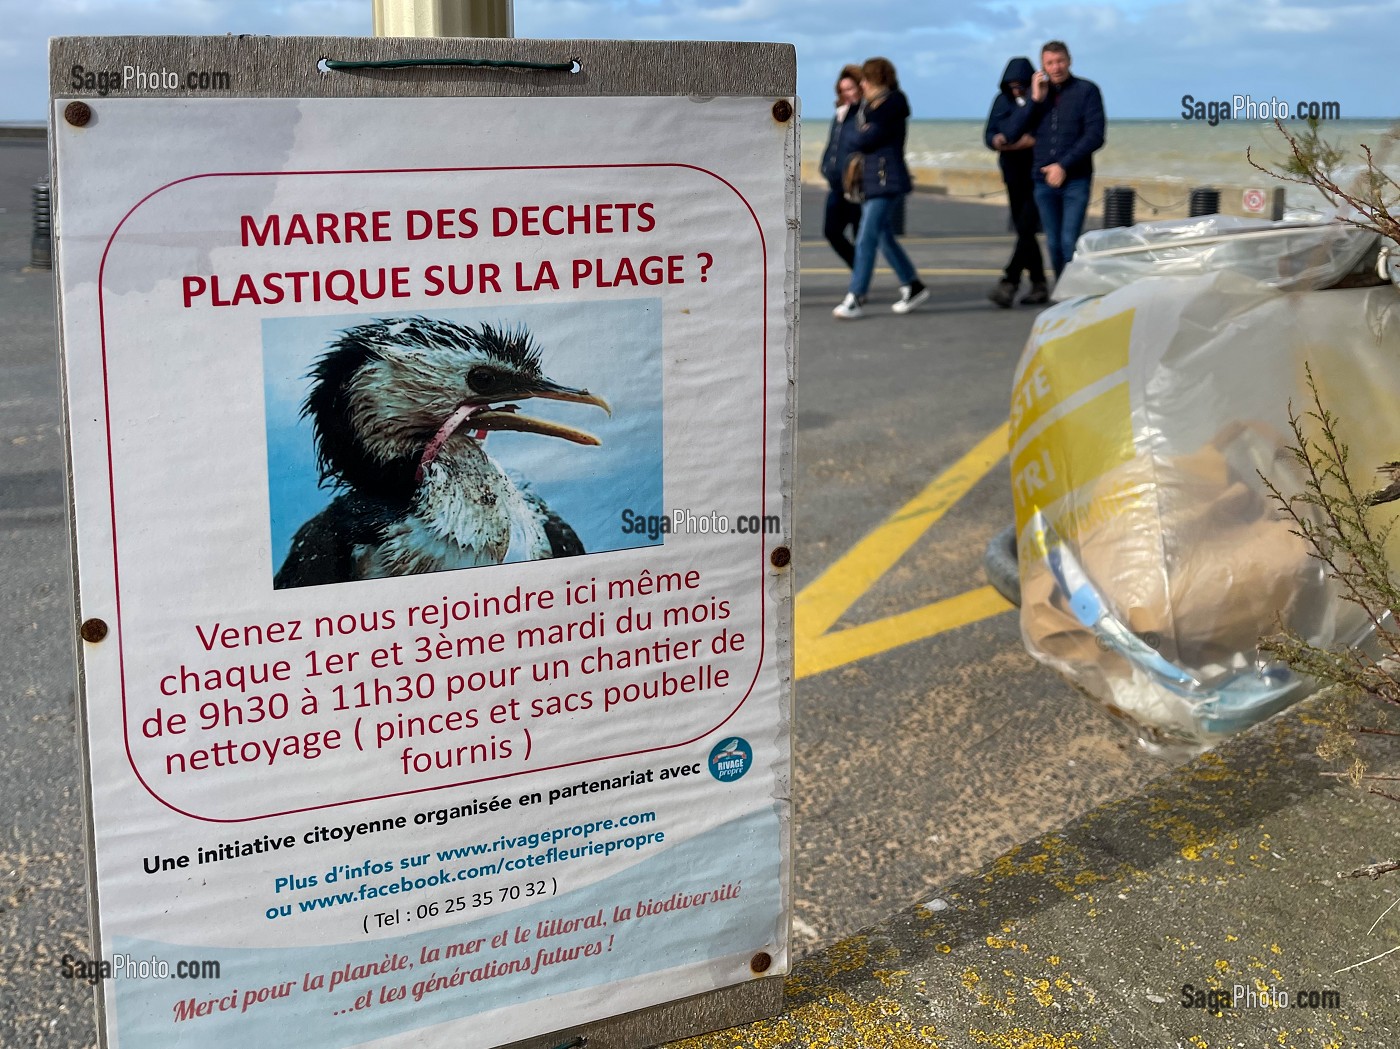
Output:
[750, 951, 773, 974]
[770, 546, 791, 569]
[80, 618, 108, 643]
[64, 101, 93, 128]
[771, 100, 793, 123]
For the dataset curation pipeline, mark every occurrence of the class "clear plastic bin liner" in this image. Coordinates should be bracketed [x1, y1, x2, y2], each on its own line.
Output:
[1053, 214, 1379, 300]
[1011, 270, 1400, 744]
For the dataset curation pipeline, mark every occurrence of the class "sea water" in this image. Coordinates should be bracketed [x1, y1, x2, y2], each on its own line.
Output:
[804, 117, 1398, 207]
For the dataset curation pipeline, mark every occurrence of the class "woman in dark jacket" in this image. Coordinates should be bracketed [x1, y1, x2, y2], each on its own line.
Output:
[833, 57, 929, 319]
[818, 64, 865, 268]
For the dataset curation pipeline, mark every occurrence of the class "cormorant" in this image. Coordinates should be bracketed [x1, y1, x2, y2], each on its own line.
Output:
[274, 317, 609, 588]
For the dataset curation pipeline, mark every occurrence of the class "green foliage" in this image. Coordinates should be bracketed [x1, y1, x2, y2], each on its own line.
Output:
[1260, 367, 1400, 795]
[1280, 116, 1347, 189]
[1254, 121, 1400, 874]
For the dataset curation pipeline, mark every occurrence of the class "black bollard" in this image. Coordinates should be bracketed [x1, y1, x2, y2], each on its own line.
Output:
[1188, 187, 1220, 217]
[1103, 185, 1135, 228]
[31, 177, 52, 270]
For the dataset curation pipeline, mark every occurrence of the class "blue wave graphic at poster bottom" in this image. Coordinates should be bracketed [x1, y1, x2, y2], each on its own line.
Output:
[111, 806, 782, 1048]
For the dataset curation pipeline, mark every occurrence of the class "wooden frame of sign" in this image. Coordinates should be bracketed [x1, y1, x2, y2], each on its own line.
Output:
[50, 35, 794, 1049]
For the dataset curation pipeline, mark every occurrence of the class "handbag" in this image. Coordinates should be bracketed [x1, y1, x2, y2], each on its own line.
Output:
[842, 153, 866, 204]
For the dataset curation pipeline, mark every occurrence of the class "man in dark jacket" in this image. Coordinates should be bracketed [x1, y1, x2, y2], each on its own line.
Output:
[984, 57, 1048, 307]
[1004, 41, 1105, 279]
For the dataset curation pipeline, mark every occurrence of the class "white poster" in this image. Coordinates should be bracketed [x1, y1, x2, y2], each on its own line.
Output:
[54, 92, 793, 1048]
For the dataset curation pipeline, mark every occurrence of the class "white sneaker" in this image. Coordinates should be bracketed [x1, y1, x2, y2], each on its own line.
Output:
[891, 280, 930, 314]
[832, 294, 864, 320]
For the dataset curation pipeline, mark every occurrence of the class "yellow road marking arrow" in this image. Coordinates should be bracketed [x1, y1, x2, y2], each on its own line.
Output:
[795, 423, 1014, 679]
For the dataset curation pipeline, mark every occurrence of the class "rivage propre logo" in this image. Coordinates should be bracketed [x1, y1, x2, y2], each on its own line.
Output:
[708, 737, 752, 783]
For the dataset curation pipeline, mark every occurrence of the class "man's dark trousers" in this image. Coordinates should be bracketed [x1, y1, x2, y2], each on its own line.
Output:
[1004, 174, 1045, 286]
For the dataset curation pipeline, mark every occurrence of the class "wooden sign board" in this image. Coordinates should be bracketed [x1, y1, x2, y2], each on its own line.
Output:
[50, 35, 795, 1049]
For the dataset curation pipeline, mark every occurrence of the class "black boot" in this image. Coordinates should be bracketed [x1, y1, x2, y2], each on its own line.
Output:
[1020, 282, 1049, 306]
[988, 279, 1016, 309]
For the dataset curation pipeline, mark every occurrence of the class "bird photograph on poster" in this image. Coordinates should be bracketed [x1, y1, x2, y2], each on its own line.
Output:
[263, 301, 664, 589]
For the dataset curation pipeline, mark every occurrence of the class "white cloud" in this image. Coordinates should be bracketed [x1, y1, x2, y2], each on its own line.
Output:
[2, 0, 1396, 120]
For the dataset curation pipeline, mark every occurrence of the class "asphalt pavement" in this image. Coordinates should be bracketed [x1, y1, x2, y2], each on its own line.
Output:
[0, 135, 98, 1046]
[0, 135, 1178, 1047]
[683, 694, 1400, 1048]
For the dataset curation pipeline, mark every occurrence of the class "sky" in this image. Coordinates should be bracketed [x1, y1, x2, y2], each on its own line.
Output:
[2, 0, 1395, 121]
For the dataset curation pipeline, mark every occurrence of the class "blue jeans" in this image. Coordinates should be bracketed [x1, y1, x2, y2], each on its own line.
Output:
[848, 194, 918, 297]
[1034, 176, 1091, 278]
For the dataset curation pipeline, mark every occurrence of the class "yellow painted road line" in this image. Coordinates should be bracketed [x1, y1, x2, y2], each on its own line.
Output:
[795, 423, 1016, 678]
[796, 586, 1013, 679]
[803, 267, 1003, 277]
[800, 235, 1013, 247]
[913, 235, 1012, 244]
[796, 422, 1011, 641]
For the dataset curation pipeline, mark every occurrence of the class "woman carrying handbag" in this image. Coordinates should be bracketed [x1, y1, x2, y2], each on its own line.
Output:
[833, 57, 930, 320]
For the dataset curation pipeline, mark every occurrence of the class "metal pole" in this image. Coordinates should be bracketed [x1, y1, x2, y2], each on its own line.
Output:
[373, 0, 514, 37]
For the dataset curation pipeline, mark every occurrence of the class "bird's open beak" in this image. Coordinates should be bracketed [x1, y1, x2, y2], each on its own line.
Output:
[472, 378, 611, 446]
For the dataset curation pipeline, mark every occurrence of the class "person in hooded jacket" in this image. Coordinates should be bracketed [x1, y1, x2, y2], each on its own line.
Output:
[833, 57, 929, 319]
[819, 64, 866, 268]
[984, 57, 1048, 307]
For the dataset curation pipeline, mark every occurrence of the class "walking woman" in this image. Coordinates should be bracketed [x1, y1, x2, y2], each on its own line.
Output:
[833, 57, 929, 319]
[818, 64, 865, 268]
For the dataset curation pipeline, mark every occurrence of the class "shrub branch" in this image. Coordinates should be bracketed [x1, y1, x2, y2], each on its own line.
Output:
[1259, 368, 1400, 878]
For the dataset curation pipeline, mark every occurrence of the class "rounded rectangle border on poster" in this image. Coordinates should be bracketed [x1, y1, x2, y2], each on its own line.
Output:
[91, 163, 776, 823]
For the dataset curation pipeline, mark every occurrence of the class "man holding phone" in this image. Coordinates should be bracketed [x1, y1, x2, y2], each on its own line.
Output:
[1004, 41, 1105, 280]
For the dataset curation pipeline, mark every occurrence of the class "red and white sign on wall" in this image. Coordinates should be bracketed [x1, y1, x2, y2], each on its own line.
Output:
[51, 36, 795, 1049]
